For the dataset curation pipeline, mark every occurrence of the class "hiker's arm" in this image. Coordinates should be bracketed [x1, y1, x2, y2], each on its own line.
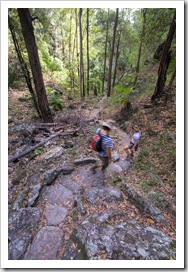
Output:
[106, 147, 112, 163]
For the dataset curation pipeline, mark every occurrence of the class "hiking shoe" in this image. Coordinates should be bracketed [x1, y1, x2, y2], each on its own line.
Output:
[90, 166, 97, 174]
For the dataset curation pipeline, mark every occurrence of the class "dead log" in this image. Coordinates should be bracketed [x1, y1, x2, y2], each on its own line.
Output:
[8, 128, 80, 163]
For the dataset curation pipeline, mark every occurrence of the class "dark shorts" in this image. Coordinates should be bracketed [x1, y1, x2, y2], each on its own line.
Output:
[128, 142, 138, 151]
[100, 156, 109, 169]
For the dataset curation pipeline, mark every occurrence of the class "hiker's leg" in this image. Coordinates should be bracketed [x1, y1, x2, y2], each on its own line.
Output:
[90, 161, 103, 174]
[135, 143, 138, 151]
[124, 143, 134, 156]
[124, 145, 130, 155]
[101, 157, 109, 171]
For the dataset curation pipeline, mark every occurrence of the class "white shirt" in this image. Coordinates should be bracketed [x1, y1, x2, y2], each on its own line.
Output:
[131, 132, 141, 144]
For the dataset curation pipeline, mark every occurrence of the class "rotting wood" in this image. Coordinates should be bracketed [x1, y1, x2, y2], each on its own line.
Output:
[8, 128, 80, 163]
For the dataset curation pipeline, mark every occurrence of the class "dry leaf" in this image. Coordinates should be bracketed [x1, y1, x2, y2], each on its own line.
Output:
[147, 218, 155, 224]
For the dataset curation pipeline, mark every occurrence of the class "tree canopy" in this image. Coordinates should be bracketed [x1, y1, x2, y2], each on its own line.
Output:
[9, 8, 176, 113]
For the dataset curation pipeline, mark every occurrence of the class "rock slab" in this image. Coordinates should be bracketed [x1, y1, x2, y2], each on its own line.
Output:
[64, 211, 175, 260]
[24, 226, 64, 260]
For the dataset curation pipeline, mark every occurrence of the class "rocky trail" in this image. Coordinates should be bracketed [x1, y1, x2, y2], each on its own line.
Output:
[8, 95, 175, 260]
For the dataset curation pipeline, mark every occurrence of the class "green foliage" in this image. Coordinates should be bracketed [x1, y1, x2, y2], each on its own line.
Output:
[46, 87, 64, 111]
[34, 148, 43, 155]
[8, 65, 19, 87]
[39, 41, 63, 72]
[114, 84, 132, 104]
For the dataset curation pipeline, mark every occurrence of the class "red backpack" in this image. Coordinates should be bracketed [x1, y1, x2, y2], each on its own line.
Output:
[91, 130, 104, 152]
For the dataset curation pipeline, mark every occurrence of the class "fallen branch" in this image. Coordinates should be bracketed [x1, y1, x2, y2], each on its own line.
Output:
[8, 129, 79, 163]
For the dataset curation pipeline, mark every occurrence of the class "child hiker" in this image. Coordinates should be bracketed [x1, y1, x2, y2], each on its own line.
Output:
[124, 125, 141, 159]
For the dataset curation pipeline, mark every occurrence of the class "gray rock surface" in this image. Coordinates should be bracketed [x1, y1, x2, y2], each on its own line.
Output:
[85, 187, 122, 204]
[24, 226, 64, 260]
[60, 176, 81, 193]
[44, 205, 68, 225]
[64, 211, 175, 260]
[8, 208, 40, 241]
[40, 184, 73, 206]
[73, 157, 97, 165]
[41, 146, 64, 160]
[61, 162, 74, 175]
[9, 231, 32, 260]
[121, 184, 166, 224]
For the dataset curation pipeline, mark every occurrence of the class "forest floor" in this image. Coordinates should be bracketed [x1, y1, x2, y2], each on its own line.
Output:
[8, 79, 176, 244]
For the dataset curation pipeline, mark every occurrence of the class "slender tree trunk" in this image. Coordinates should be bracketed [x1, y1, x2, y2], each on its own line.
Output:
[151, 11, 176, 101]
[102, 9, 109, 95]
[75, 9, 79, 78]
[86, 8, 90, 96]
[107, 8, 119, 97]
[61, 28, 65, 58]
[133, 9, 147, 86]
[79, 8, 84, 98]
[17, 8, 53, 122]
[69, 11, 74, 95]
[112, 31, 121, 87]
[8, 14, 42, 119]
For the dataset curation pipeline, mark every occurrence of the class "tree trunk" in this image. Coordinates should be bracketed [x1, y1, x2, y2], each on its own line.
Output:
[79, 8, 85, 98]
[69, 10, 74, 95]
[75, 9, 79, 77]
[17, 8, 53, 122]
[133, 9, 147, 86]
[102, 9, 109, 95]
[86, 8, 90, 97]
[112, 31, 121, 87]
[107, 8, 119, 97]
[8, 14, 42, 119]
[151, 11, 176, 101]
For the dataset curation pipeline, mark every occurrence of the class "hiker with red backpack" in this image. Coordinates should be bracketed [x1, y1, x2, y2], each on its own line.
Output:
[90, 121, 114, 174]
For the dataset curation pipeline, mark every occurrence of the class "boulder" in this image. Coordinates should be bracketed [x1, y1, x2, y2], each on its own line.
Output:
[41, 146, 64, 160]
[8, 208, 40, 242]
[9, 231, 32, 260]
[63, 211, 175, 260]
[73, 157, 97, 165]
[43, 168, 63, 185]
[61, 163, 74, 175]
[121, 184, 166, 224]
[105, 163, 123, 177]
[105, 164, 123, 184]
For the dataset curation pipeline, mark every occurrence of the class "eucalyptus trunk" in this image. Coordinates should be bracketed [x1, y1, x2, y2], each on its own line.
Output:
[107, 8, 119, 97]
[17, 8, 53, 123]
[86, 8, 90, 96]
[151, 11, 176, 101]
[102, 9, 109, 95]
[133, 8, 147, 86]
[8, 14, 41, 119]
[79, 8, 85, 98]
[112, 31, 121, 88]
